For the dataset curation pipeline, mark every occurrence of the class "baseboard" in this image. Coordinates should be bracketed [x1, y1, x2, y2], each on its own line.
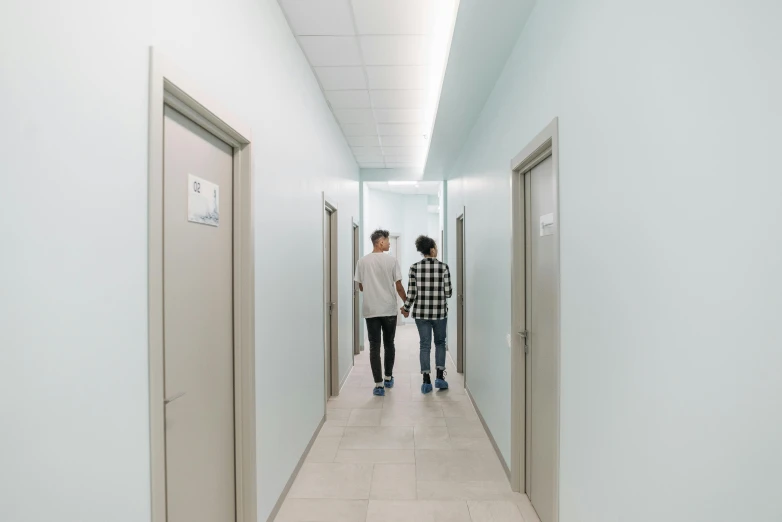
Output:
[466, 386, 511, 480]
[265, 415, 326, 522]
[339, 364, 354, 391]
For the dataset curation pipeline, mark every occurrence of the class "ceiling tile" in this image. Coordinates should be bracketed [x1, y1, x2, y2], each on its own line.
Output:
[333, 109, 375, 124]
[354, 154, 385, 163]
[326, 90, 372, 109]
[385, 162, 421, 168]
[280, 0, 355, 36]
[381, 146, 425, 156]
[314, 67, 367, 90]
[370, 90, 425, 109]
[380, 135, 428, 147]
[373, 109, 424, 123]
[351, 0, 434, 35]
[352, 146, 383, 155]
[341, 123, 378, 136]
[377, 123, 426, 136]
[385, 156, 421, 163]
[347, 135, 381, 146]
[366, 66, 427, 90]
[359, 35, 429, 66]
[299, 36, 362, 66]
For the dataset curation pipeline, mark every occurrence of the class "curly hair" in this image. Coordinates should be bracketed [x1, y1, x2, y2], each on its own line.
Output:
[415, 235, 436, 256]
[370, 229, 390, 245]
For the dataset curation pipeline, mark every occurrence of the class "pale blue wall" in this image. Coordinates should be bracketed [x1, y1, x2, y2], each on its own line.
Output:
[0, 0, 358, 520]
[446, 1, 782, 521]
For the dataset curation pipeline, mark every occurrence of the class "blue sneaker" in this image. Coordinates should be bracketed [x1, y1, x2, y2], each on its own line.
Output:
[435, 370, 449, 390]
[384, 377, 394, 388]
[421, 383, 433, 394]
[373, 386, 385, 397]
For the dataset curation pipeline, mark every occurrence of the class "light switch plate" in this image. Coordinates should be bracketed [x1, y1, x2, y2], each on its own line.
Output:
[506, 333, 511, 348]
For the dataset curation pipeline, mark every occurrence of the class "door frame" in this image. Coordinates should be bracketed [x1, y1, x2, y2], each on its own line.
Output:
[509, 117, 561, 521]
[456, 212, 466, 376]
[323, 197, 340, 399]
[352, 221, 361, 356]
[147, 48, 257, 522]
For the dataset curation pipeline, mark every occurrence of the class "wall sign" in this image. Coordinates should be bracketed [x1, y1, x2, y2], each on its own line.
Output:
[540, 213, 555, 236]
[188, 174, 219, 227]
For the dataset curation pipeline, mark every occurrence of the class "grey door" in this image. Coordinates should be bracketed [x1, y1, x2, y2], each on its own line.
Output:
[525, 155, 558, 522]
[324, 207, 333, 398]
[456, 215, 465, 375]
[163, 106, 236, 522]
[353, 224, 360, 356]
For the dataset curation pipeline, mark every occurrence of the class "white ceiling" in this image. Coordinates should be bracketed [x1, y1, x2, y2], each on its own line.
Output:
[366, 181, 441, 195]
[279, 0, 458, 169]
[425, 0, 536, 178]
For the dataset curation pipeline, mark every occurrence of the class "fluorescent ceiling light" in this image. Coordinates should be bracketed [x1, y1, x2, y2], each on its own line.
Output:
[388, 181, 419, 186]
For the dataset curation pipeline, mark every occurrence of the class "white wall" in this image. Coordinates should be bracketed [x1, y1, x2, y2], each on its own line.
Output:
[427, 212, 439, 246]
[0, 0, 358, 520]
[364, 189, 405, 255]
[446, 1, 782, 521]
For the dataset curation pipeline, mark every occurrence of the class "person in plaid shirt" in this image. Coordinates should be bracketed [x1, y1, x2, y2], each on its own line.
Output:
[401, 236, 453, 393]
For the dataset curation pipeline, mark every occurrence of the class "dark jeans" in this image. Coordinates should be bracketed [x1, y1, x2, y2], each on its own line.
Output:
[366, 316, 397, 384]
[415, 318, 447, 374]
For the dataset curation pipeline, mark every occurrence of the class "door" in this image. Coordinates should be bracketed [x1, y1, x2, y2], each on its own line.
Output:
[525, 155, 558, 522]
[163, 106, 236, 522]
[388, 236, 404, 323]
[324, 207, 334, 398]
[353, 224, 360, 356]
[456, 215, 465, 375]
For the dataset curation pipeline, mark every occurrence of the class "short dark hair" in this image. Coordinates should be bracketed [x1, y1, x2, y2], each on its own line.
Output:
[371, 229, 389, 245]
[415, 235, 436, 255]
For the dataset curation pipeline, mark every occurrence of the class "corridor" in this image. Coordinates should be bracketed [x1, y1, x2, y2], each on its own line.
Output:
[3, 0, 781, 520]
[275, 326, 539, 522]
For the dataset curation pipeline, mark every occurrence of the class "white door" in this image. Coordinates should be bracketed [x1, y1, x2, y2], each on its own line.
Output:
[163, 106, 236, 522]
[525, 155, 558, 522]
[388, 236, 404, 322]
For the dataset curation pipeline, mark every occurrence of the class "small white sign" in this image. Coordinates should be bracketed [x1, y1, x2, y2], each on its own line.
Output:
[188, 174, 219, 227]
[540, 213, 555, 236]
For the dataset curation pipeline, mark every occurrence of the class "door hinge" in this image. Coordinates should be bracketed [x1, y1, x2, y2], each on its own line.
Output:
[518, 330, 529, 355]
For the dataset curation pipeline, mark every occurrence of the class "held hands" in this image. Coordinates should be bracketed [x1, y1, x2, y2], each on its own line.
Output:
[401, 307, 409, 318]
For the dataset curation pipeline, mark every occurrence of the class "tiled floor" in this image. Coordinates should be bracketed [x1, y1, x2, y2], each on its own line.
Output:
[275, 326, 541, 522]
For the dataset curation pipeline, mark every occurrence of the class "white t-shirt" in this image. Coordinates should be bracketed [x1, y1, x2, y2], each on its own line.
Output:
[354, 253, 403, 319]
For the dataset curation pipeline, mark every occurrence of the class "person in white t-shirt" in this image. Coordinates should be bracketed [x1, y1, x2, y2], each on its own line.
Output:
[354, 229, 408, 396]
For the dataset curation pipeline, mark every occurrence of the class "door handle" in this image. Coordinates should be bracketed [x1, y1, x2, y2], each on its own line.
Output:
[164, 392, 186, 405]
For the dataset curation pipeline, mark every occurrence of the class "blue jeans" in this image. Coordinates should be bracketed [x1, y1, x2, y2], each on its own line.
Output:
[415, 318, 447, 374]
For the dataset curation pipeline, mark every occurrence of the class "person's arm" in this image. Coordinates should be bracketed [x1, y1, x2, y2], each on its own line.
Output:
[393, 259, 407, 303]
[403, 266, 416, 312]
[354, 260, 364, 292]
[396, 280, 407, 303]
[443, 264, 453, 299]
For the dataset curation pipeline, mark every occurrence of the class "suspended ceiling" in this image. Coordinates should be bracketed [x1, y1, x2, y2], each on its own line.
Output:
[278, 0, 458, 170]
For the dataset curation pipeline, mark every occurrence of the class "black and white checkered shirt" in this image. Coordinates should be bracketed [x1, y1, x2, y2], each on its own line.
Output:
[403, 258, 453, 320]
